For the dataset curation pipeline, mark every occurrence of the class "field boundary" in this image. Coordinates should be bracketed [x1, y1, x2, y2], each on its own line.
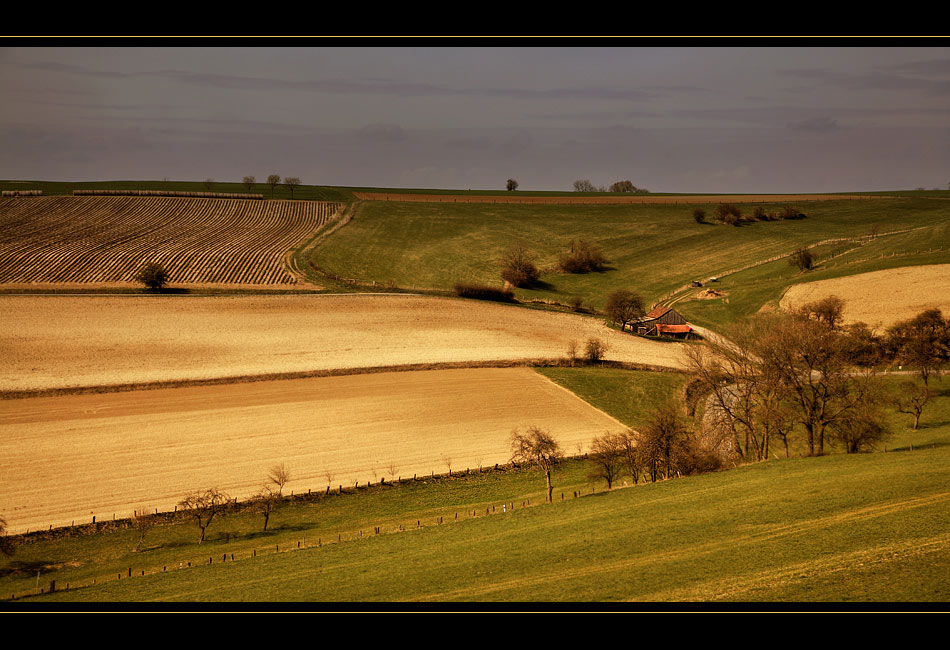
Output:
[354, 192, 891, 205]
[0, 358, 685, 401]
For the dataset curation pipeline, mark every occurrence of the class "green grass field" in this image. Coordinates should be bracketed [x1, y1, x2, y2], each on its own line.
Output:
[310, 197, 950, 311]
[5, 370, 948, 604]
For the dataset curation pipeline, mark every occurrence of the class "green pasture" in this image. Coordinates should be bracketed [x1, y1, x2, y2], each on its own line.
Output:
[311, 197, 950, 311]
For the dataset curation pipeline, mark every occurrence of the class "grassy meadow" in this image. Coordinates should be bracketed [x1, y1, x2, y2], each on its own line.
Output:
[310, 197, 950, 311]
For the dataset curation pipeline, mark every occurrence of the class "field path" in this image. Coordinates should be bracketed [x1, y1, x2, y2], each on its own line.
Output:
[0, 367, 628, 534]
[0, 294, 688, 393]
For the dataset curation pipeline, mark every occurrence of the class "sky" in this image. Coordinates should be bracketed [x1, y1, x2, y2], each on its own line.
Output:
[1, 43, 949, 193]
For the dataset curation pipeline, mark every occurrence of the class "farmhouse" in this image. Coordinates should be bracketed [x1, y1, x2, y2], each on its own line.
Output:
[636, 306, 694, 339]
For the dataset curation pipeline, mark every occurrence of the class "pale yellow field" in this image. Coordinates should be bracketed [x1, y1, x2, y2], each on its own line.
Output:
[0, 294, 687, 393]
[780, 264, 950, 330]
[0, 367, 626, 534]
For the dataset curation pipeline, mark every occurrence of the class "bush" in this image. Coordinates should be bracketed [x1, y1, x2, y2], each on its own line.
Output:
[500, 245, 540, 287]
[568, 295, 585, 312]
[136, 262, 169, 290]
[557, 240, 607, 273]
[453, 282, 515, 302]
[789, 247, 814, 272]
[753, 206, 768, 220]
[716, 203, 742, 225]
[693, 208, 706, 224]
[584, 337, 609, 363]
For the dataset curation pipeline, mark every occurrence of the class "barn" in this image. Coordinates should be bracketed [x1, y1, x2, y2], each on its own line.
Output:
[635, 306, 694, 338]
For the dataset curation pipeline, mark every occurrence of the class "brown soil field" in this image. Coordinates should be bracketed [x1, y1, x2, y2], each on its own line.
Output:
[354, 192, 886, 205]
[0, 367, 627, 534]
[780, 264, 950, 330]
[0, 294, 688, 393]
[0, 196, 343, 285]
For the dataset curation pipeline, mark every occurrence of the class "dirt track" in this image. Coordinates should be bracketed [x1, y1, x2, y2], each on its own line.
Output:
[0, 367, 626, 534]
[354, 192, 885, 205]
[780, 264, 950, 329]
[0, 294, 688, 392]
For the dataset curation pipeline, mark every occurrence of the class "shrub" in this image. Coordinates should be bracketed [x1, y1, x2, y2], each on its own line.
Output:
[557, 240, 607, 273]
[782, 206, 805, 219]
[500, 245, 540, 287]
[716, 203, 742, 225]
[693, 208, 706, 224]
[584, 337, 609, 363]
[568, 295, 585, 312]
[136, 262, 169, 290]
[753, 206, 768, 220]
[453, 282, 515, 302]
[789, 247, 814, 272]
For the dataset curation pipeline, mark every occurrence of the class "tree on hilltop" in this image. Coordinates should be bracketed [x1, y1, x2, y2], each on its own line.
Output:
[242, 176, 256, 192]
[284, 177, 301, 200]
[506, 179, 519, 191]
[178, 488, 229, 544]
[267, 175, 282, 198]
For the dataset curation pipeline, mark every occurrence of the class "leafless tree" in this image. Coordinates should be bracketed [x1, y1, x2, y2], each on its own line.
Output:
[800, 295, 846, 330]
[268, 463, 291, 495]
[604, 289, 645, 332]
[893, 381, 936, 430]
[609, 180, 636, 193]
[387, 461, 399, 482]
[204, 178, 215, 191]
[0, 515, 16, 557]
[251, 485, 280, 531]
[506, 179, 518, 191]
[573, 179, 597, 192]
[885, 309, 950, 385]
[267, 174, 281, 198]
[566, 339, 579, 367]
[242, 175, 256, 191]
[441, 454, 453, 474]
[510, 426, 564, 503]
[587, 432, 625, 489]
[323, 469, 335, 489]
[178, 488, 229, 544]
[284, 177, 301, 199]
[132, 506, 155, 552]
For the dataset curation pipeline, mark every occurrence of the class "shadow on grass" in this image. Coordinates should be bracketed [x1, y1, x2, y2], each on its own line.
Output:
[0, 560, 53, 578]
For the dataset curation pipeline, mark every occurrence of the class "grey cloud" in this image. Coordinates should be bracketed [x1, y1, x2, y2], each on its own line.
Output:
[885, 58, 950, 77]
[780, 66, 950, 95]
[788, 116, 840, 133]
[356, 123, 408, 142]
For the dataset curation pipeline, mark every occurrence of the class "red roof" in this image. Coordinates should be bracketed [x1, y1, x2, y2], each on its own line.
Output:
[645, 306, 671, 319]
[655, 324, 692, 334]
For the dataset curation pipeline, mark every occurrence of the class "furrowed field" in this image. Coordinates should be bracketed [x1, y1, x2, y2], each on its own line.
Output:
[0, 196, 343, 286]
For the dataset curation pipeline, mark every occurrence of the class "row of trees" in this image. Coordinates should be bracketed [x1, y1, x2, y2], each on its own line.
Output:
[241, 175, 302, 199]
[689, 298, 950, 460]
[573, 179, 649, 193]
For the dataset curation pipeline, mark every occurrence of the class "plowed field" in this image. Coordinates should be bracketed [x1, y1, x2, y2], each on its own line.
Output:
[780, 264, 950, 329]
[0, 294, 688, 393]
[0, 367, 626, 534]
[0, 196, 343, 285]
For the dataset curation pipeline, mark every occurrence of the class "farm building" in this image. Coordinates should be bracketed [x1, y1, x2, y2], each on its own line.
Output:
[635, 306, 694, 338]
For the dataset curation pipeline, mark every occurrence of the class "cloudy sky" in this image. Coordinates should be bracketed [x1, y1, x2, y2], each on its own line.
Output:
[1, 43, 949, 192]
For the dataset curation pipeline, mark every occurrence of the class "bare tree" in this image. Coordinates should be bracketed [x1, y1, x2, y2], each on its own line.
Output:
[573, 179, 596, 192]
[441, 454, 453, 474]
[284, 177, 301, 200]
[251, 485, 280, 531]
[609, 180, 636, 193]
[893, 381, 936, 430]
[267, 174, 281, 198]
[204, 178, 215, 191]
[0, 515, 16, 557]
[587, 432, 625, 489]
[387, 461, 399, 482]
[566, 339, 579, 367]
[885, 309, 950, 385]
[242, 175, 256, 192]
[268, 463, 291, 496]
[178, 488, 229, 544]
[800, 295, 846, 330]
[324, 469, 335, 490]
[132, 506, 155, 552]
[506, 179, 519, 191]
[604, 289, 645, 332]
[510, 426, 564, 503]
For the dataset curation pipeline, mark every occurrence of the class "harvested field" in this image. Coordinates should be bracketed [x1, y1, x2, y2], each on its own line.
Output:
[780, 264, 950, 330]
[0, 294, 688, 393]
[354, 192, 886, 205]
[0, 196, 343, 285]
[0, 367, 627, 534]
